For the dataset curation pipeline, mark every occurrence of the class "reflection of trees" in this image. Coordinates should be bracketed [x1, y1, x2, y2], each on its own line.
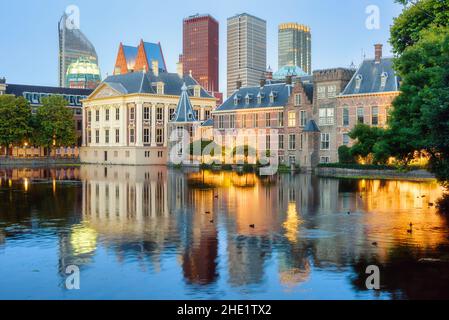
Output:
[351, 245, 449, 299]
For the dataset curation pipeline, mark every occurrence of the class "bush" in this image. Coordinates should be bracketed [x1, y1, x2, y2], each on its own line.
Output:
[338, 145, 356, 164]
[317, 163, 397, 170]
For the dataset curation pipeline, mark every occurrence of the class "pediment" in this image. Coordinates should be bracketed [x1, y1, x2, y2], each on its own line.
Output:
[88, 83, 124, 99]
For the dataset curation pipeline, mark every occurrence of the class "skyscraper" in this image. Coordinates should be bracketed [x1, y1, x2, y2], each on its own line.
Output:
[182, 14, 219, 93]
[58, 13, 99, 87]
[278, 23, 312, 75]
[227, 13, 266, 96]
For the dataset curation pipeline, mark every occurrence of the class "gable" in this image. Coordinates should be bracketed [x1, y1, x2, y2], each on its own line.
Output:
[88, 83, 125, 99]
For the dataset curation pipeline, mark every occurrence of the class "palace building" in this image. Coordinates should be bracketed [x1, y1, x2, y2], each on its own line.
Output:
[80, 67, 216, 165]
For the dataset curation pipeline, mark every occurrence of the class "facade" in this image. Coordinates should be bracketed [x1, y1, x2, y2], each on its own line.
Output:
[3, 82, 93, 157]
[66, 57, 101, 89]
[0, 78, 5, 95]
[114, 40, 167, 75]
[336, 44, 400, 153]
[182, 14, 219, 93]
[227, 13, 267, 97]
[80, 68, 216, 165]
[278, 23, 312, 75]
[313, 68, 355, 163]
[58, 13, 99, 88]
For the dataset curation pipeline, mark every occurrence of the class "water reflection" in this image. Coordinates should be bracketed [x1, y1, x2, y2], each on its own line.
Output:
[0, 165, 448, 299]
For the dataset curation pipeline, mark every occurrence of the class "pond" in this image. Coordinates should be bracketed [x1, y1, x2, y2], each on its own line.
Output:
[0, 165, 448, 300]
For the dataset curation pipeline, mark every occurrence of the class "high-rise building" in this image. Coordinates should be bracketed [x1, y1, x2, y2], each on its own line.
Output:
[278, 23, 312, 75]
[66, 57, 101, 89]
[182, 14, 219, 93]
[227, 13, 266, 96]
[58, 13, 100, 88]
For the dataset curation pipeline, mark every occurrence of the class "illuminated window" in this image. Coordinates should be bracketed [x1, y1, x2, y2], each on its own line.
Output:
[288, 111, 296, 127]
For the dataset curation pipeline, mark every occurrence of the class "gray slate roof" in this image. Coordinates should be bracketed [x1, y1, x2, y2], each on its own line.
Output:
[172, 83, 197, 122]
[216, 81, 313, 112]
[342, 58, 399, 95]
[102, 71, 214, 98]
[303, 119, 320, 132]
[201, 118, 214, 127]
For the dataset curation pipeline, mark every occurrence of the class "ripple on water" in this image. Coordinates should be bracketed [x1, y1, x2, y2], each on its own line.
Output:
[298, 228, 338, 240]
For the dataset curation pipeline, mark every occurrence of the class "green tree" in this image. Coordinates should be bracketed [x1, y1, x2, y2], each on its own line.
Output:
[34, 96, 76, 157]
[388, 27, 449, 184]
[390, 0, 449, 54]
[338, 145, 356, 164]
[0, 95, 32, 158]
[348, 124, 389, 164]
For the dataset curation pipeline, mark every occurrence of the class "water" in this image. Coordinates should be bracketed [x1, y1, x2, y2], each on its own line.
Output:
[0, 165, 448, 300]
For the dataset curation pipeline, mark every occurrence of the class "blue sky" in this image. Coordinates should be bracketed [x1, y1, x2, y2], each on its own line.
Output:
[0, 0, 403, 94]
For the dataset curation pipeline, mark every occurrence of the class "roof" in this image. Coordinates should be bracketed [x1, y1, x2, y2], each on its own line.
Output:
[122, 45, 138, 70]
[171, 83, 197, 122]
[216, 80, 313, 112]
[101, 71, 214, 98]
[142, 42, 167, 73]
[201, 118, 214, 127]
[303, 119, 320, 132]
[341, 58, 400, 95]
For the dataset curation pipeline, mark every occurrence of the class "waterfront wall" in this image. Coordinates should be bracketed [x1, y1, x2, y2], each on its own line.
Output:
[0, 157, 80, 167]
[315, 167, 435, 181]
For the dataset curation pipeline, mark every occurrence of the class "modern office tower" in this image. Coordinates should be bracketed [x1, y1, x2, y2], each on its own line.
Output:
[278, 23, 312, 75]
[182, 14, 219, 93]
[58, 13, 100, 88]
[227, 13, 266, 96]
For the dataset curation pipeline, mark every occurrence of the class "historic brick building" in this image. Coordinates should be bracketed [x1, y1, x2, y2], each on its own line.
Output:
[336, 44, 400, 150]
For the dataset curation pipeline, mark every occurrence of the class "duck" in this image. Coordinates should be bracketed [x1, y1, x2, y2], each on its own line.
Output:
[372, 242, 378, 246]
[209, 219, 214, 223]
[205, 211, 211, 214]
[407, 223, 413, 234]
[249, 224, 255, 229]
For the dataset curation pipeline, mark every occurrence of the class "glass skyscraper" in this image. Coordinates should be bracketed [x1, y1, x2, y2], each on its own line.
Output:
[58, 13, 99, 88]
[278, 23, 311, 75]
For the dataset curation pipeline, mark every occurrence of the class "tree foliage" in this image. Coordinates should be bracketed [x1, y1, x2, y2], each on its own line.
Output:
[0, 95, 32, 156]
[34, 96, 76, 155]
[391, 0, 449, 54]
[348, 124, 391, 164]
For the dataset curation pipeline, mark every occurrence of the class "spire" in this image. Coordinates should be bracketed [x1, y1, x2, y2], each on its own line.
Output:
[172, 83, 197, 122]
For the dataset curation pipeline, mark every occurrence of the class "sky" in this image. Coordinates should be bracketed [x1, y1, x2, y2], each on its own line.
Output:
[0, 0, 403, 95]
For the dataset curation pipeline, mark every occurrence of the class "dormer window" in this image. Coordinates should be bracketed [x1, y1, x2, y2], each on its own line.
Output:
[269, 91, 277, 103]
[355, 75, 363, 90]
[234, 95, 240, 106]
[194, 86, 201, 97]
[157, 82, 165, 95]
[188, 112, 193, 120]
[380, 72, 388, 89]
[257, 92, 262, 104]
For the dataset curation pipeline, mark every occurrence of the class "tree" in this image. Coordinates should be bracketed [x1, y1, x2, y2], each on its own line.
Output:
[338, 145, 356, 164]
[348, 124, 390, 164]
[388, 27, 449, 184]
[390, 0, 449, 54]
[0, 95, 32, 157]
[34, 96, 76, 157]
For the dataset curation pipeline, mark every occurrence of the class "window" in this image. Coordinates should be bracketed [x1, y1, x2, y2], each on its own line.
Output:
[77, 120, 82, 131]
[156, 107, 163, 121]
[320, 156, 330, 163]
[357, 107, 364, 124]
[294, 94, 301, 106]
[319, 108, 334, 126]
[300, 110, 307, 127]
[327, 85, 337, 98]
[279, 134, 284, 150]
[320, 133, 330, 150]
[144, 106, 150, 120]
[242, 114, 247, 128]
[87, 130, 92, 144]
[266, 135, 271, 150]
[317, 86, 326, 99]
[143, 128, 150, 143]
[229, 114, 235, 128]
[88, 111, 91, 123]
[257, 94, 262, 104]
[205, 110, 210, 120]
[288, 111, 296, 127]
[194, 109, 199, 120]
[343, 107, 349, 126]
[105, 109, 110, 121]
[300, 133, 304, 150]
[355, 75, 363, 90]
[130, 107, 135, 121]
[95, 110, 99, 122]
[115, 108, 120, 120]
[265, 113, 270, 127]
[115, 129, 120, 143]
[157, 83, 164, 95]
[95, 130, 99, 143]
[218, 115, 224, 129]
[234, 96, 239, 106]
[129, 128, 135, 143]
[156, 128, 163, 144]
[278, 112, 284, 127]
[371, 106, 379, 125]
[194, 86, 200, 97]
[105, 129, 109, 144]
[380, 72, 388, 89]
[245, 95, 250, 105]
[343, 133, 350, 145]
[269, 92, 275, 103]
[169, 108, 175, 120]
[288, 134, 296, 150]
[253, 114, 258, 128]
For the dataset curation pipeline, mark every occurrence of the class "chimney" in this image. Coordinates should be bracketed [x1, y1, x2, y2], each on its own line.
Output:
[176, 61, 183, 78]
[152, 60, 159, 76]
[374, 44, 383, 63]
[260, 73, 266, 87]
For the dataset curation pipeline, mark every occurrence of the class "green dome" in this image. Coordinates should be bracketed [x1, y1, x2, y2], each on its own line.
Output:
[273, 65, 308, 80]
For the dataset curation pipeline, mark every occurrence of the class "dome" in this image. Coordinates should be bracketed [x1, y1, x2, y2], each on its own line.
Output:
[273, 65, 308, 80]
[66, 57, 101, 89]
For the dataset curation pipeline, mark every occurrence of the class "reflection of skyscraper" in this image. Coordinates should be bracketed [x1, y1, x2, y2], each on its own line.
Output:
[58, 13, 99, 87]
